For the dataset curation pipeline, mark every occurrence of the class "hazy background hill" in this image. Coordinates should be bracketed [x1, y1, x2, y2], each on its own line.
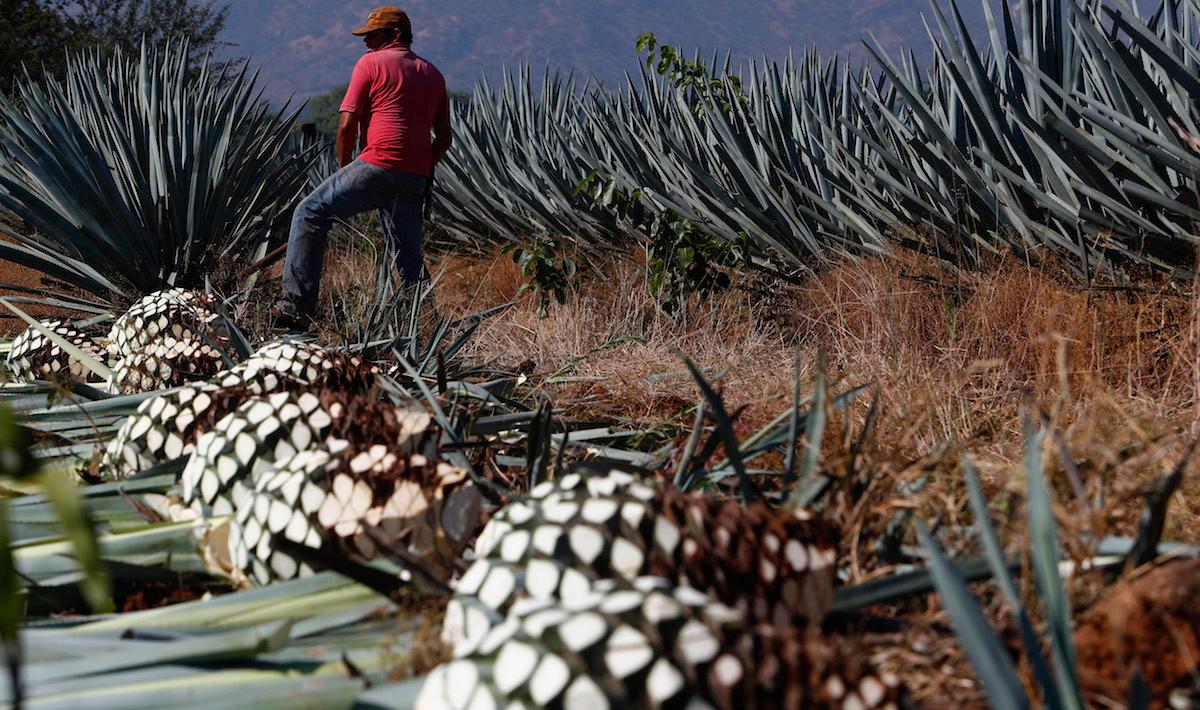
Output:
[218, 0, 993, 103]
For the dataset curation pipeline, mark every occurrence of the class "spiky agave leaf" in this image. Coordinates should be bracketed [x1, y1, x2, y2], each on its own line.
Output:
[4, 320, 107, 383]
[421, 0, 1200, 284]
[445, 468, 837, 657]
[422, 576, 902, 710]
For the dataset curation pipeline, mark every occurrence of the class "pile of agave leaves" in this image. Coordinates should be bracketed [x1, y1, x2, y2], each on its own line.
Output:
[0, 281, 1190, 709]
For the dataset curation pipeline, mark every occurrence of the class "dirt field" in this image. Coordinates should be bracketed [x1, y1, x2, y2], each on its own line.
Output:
[0, 219, 85, 333]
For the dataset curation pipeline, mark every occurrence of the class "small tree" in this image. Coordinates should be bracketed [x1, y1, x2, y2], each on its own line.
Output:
[0, 0, 69, 92]
[1, 0, 234, 93]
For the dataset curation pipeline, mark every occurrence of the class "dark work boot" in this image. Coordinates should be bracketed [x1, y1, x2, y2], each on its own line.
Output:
[268, 301, 311, 333]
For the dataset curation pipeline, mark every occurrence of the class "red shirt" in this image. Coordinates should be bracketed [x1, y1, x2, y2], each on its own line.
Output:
[340, 43, 448, 176]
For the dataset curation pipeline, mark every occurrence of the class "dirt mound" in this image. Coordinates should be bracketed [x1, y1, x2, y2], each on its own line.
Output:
[1076, 559, 1200, 706]
[0, 222, 83, 334]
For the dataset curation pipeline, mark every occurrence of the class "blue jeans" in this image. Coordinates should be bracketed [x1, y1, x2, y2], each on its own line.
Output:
[279, 160, 427, 316]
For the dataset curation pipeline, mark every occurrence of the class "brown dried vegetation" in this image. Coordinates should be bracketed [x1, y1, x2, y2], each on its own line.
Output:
[405, 245, 1200, 707]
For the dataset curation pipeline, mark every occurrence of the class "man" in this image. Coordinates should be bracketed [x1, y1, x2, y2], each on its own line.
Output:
[272, 6, 452, 329]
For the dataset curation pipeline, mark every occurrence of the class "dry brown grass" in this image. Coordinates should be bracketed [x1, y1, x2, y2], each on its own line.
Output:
[314, 240, 1200, 707]
[426, 247, 1192, 449]
[431, 249, 801, 426]
[351, 243, 1196, 553]
[432, 246, 1200, 706]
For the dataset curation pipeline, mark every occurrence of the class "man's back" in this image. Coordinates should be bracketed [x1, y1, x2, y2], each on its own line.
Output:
[340, 45, 448, 177]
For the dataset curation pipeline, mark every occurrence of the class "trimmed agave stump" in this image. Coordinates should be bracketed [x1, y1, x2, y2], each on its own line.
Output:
[422, 576, 902, 709]
[205, 391, 481, 585]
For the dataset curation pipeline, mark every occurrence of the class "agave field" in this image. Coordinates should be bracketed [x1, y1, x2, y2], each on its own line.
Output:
[0, 0, 1198, 708]
[433, 0, 1200, 285]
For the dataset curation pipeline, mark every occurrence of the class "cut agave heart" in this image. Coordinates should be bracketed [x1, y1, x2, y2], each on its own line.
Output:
[445, 467, 838, 655]
[102, 342, 377, 480]
[5, 320, 107, 383]
[423, 575, 902, 710]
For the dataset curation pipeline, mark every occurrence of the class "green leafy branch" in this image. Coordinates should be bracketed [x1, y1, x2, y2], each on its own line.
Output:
[502, 237, 581, 318]
[576, 170, 749, 313]
[635, 32, 746, 117]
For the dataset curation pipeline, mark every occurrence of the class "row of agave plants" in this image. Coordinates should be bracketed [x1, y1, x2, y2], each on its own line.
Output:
[0, 277, 1195, 707]
[433, 0, 1200, 283]
[4, 0, 1200, 319]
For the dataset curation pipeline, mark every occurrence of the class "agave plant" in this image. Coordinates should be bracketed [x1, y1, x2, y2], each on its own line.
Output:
[429, 67, 624, 247]
[857, 0, 1200, 281]
[424, 0, 1200, 284]
[0, 41, 315, 309]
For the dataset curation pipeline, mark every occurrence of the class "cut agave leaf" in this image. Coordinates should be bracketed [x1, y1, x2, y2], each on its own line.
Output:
[917, 522, 1029, 710]
[1022, 418, 1083, 708]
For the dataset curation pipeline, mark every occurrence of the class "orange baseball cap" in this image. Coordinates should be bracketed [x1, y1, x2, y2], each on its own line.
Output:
[351, 6, 412, 36]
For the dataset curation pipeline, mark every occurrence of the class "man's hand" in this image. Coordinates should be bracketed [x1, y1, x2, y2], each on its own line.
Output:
[337, 111, 359, 168]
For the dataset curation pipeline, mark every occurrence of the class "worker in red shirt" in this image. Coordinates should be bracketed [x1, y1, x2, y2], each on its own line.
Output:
[273, 5, 452, 328]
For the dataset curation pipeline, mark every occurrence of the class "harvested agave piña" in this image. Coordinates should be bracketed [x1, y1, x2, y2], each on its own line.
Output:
[101, 371, 290, 480]
[181, 385, 447, 516]
[105, 289, 227, 393]
[167, 383, 375, 582]
[107, 335, 227, 393]
[106, 288, 221, 361]
[421, 576, 902, 710]
[239, 340, 377, 386]
[180, 390, 338, 516]
[445, 468, 838, 654]
[5, 320, 106, 382]
[102, 342, 377, 480]
[227, 406, 480, 584]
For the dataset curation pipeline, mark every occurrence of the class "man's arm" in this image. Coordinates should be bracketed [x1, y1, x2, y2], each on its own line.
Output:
[337, 111, 358, 168]
[338, 56, 372, 168]
[432, 94, 452, 166]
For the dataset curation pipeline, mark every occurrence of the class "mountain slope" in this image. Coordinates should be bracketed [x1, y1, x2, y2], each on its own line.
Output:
[219, 0, 992, 102]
